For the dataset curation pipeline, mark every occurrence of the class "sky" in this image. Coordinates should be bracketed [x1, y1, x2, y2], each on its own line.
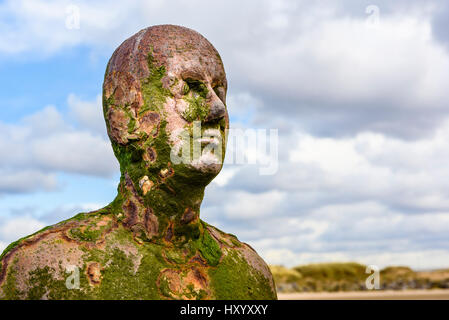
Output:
[1, 0, 449, 270]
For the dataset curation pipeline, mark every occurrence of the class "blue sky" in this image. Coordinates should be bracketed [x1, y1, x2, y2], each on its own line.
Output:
[2, 0, 449, 270]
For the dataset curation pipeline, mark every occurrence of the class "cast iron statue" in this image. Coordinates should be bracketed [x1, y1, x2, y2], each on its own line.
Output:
[0, 25, 276, 300]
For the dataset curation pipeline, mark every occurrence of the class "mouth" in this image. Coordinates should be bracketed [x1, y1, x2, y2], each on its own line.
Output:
[168, 120, 226, 172]
[191, 127, 224, 171]
[195, 128, 222, 147]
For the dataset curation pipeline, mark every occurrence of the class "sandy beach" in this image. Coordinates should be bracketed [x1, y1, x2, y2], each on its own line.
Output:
[278, 289, 449, 300]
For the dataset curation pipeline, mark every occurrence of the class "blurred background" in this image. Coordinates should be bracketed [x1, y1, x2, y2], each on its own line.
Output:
[1, 0, 449, 295]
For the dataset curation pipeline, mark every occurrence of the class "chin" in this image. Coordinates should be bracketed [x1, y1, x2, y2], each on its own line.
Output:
[189, 153, 223, 174]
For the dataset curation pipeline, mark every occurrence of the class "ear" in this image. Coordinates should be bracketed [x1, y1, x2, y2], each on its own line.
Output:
[106, 105, 139, 145]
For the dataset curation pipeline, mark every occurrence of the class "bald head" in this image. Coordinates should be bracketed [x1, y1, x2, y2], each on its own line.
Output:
[103, 25, 228, 176]
[103, 25, 226, 114]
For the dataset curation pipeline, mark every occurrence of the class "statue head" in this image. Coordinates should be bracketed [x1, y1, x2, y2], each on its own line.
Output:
[103, 25, 228, 194]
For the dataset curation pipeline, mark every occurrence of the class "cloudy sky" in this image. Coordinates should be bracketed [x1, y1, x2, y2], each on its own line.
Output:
[1, 0, 449, 270]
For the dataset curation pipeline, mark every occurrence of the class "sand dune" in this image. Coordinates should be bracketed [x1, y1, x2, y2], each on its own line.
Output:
[279, 289, 449, 300]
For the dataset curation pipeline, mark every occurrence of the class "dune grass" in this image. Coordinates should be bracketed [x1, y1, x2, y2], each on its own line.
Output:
[270, 263, 449, 293]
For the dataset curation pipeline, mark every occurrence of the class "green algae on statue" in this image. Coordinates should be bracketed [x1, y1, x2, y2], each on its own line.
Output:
[0, 25, 277, 300]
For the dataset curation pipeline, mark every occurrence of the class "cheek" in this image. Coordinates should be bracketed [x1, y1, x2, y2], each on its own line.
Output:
[163, 97, 188, 144]
[175, 97, 189, 115]
[107, 106, 136, 145]
[168, 76, 184, 98]
[136, 111, 160, 136]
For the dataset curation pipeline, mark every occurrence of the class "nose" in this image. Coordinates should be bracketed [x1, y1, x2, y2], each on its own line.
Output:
[205, 95, 226, 122]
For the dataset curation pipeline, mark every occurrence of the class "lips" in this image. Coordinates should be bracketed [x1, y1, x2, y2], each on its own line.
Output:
[196, 137, 221, 147]
[195, 128, 222, 147]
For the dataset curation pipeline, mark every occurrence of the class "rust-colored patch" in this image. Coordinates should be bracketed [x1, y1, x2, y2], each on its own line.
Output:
[157, 266, 210, 300]
[0, 221, 80, 286]
[165, 223, 174, 242]
[138, 111, 160, 136]
[96, 216, 111, 227]
[180, 208, 197, 225]
[139, 176, 154, 195]
[124, 173, 144, 205]
[107, 106, 132, 145]
[104, 71, 143, 111]
[159, 164, 174, 180]
[189, 267, 208, 288]
[124, 173, 137, 193]
[0, 222, 88, 296]
[143, 146, 157, 164]
[157, 269, 182, 297]
[121, 172, 161, 242]
[188, 253, 207, 267]
[144, 208, 159, 238]
[122, 199, 138, 228]
[86, 262, 103, 285]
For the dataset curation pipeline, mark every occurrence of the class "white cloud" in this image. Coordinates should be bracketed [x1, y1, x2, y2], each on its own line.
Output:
[235, 9, 449, 137]
[0, 203, 107, 249]
[0, 169, 58, 193]
[226, 92, 262, 124]
[0, 0, 134, 55]
[0, 95, 118, 194]
[1, 0, 448, 138]
[31, 131, 116, 176]
[3, 0, 449, 270]
[22, 105, 67, 136]
[68, 94, 106, 135]
[222, 190, 286, 219]
[36, 202, 105, 224]
[212, 168, 239, 187]
[287, 121, 449, 212]
[238, 199, 449, 269]
[202, 118, 449, 269]
[262, 248, 449, 270]
[254, 16, 448, 107]
[0, 216, 45, 243]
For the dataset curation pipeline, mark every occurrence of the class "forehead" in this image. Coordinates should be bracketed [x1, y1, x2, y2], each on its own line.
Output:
[104, 25, 227, 105]
[166, 51, 226, 85]
[143, 25, 226, 86]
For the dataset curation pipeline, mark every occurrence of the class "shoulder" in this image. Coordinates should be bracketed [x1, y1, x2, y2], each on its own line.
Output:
[204, 224, 277, 300]
[0, 211, 118, 299]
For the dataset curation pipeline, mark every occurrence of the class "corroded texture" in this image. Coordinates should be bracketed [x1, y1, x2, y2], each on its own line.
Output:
[0, 25, 276, 300]
[0, 215, 274, 299]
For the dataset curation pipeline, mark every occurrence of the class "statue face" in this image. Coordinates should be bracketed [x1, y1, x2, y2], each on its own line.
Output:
[103, 25, 228, 186]
[163, 51, 228, 173]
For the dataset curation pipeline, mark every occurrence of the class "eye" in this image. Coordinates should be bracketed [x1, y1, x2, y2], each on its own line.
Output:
[184, 78, 208, 98]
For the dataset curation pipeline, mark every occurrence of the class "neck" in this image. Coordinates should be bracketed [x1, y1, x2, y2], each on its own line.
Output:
[108, 168, 207, 245]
